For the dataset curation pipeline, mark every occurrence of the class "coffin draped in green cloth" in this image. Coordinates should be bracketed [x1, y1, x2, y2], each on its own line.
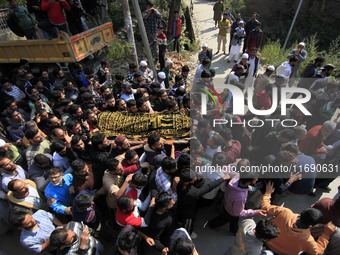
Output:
[97, 111, 191, 138]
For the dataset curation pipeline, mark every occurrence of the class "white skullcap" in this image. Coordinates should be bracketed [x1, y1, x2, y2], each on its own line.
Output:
[165, 59, 173, 66]
[158, 72, 166, 79]
[202, 42, 208, 47]
[239, 20, 244, 24]
[267, 65, 275, 72]
[0, 139, 6, 147]
[140, 60, 148, 67]
[242, 53, 249, 59]
[298, 42, 305, 47]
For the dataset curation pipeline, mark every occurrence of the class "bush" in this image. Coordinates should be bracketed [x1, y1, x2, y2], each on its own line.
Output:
[108, 2, 125, 32]
[260, 34, 340, 78]
[107, 39, 132, 61]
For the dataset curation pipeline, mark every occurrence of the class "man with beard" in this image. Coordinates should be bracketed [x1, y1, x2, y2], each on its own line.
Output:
[155, 157, 179, 202]
[122, 150, 151, 176]
[9, 210, 63, 253]
[83, 109, 98, 133]
[52, 69, 65, 89]
[144, 134, 175, 167]
[7, 179, 47, 213]
[45, 167, 74, 218]
[70, 135, 90, 162]
[0, 156, 27, 192]
[120, 83, 135, 102]
[51, 140, 72, 172]
[0, 138, 23, 165]
[113, 73, 125, 99]
[115, 98, 127, 112]
[153, 89, 168, 112]
[71, 159, 96, 194]
[276, 56, 299, 86]
[25, 128, 51, 166]
[28, 153, 52, 192]
[66, 120, 89, 144]
[103, 94, 116, 112]
[90, 134, 116, 188]
[51, 128, 66, 142]
[114, 134, 145, 163]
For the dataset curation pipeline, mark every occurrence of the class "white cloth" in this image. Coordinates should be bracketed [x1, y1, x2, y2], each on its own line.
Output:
[229, 45, 241, 61]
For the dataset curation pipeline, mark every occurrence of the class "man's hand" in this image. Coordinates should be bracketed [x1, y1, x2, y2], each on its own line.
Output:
[257, 209, 267, 218]
[79, 227, 90, 249]
[162, 247, 169, 255]
[64, 206, 72, 215]
[81, 119, 90, 131]
[125, 174, 133, 183]
[324, 222, 337, 236]
[265, 181, 275, 195]
[47, 197, 56, 206]
[69, 185, 75, 194]
[223, 173, 230, 180]
[145, 237, 155, 246]
[172, 176, 180, 186]
[64, 132, 73, 145]
[288, 172, 302, 183]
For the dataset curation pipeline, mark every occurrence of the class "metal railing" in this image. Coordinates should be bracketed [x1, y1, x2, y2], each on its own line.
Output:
[0, 9, 9, 33]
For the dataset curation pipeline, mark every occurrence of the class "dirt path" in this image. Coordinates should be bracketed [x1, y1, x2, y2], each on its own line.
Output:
[191, 0, 234, 82]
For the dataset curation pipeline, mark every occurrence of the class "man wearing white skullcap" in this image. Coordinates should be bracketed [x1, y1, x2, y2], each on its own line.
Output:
[153, 71, 166, 89]
[138, 60, 154, 83]
[198, 42, 213, 65]
[287, 42, 307, 86]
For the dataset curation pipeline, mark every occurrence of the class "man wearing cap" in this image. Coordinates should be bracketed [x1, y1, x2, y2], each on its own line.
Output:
[216, 13, 230, 55]
[153, 72, 166, 89]
[198, 43, 213, 65]
[287, 42, 308, 85]
[228, 20, 245, 63]
[245, 21, 263, 54]
[231, 53, 250, 84]
[120, 83, 136, 102]
[138, 60, 154, 83]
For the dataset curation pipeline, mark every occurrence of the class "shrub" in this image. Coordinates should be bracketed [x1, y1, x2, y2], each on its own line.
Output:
[107, 39, 132, 61]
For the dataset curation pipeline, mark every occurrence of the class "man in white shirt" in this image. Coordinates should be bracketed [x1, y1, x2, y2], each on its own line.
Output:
[276, 56, 299, 86]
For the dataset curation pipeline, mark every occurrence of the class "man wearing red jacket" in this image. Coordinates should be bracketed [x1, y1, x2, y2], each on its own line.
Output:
[171, 11, 182, 53]
[40, 0, 70, 38]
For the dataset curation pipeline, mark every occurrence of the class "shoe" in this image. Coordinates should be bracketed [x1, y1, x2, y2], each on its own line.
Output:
[215, 51, 219, 55]
[234, 60, 238, 63]
[227, 60, 230, 63]
[317, 186, 331, 193]
[191, 231, 198, 239]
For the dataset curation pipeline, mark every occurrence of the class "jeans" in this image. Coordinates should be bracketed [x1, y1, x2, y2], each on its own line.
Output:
[173, 35, 180, 52]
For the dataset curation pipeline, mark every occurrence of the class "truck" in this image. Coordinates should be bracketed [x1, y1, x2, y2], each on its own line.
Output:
[0, 18, 115, 64]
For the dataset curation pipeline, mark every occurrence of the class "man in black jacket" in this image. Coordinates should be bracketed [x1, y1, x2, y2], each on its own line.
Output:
[177, 168, 230, 235]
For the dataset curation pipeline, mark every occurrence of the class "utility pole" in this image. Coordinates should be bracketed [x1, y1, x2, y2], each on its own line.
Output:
[121, 0, 138, 64]
[130, 0, 157, 75]
[281, 0, 304, 55]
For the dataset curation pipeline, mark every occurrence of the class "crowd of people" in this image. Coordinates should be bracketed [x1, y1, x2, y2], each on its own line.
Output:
[6, 0, 106, 39]
[1, 0, 340, 254]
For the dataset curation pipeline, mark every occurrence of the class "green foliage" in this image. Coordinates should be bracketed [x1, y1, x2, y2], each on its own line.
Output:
[260, 34, 340, 77]
[223, 0, 246, 15]
[108, 2, 125, 32]
[107, 39, 132, 61]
